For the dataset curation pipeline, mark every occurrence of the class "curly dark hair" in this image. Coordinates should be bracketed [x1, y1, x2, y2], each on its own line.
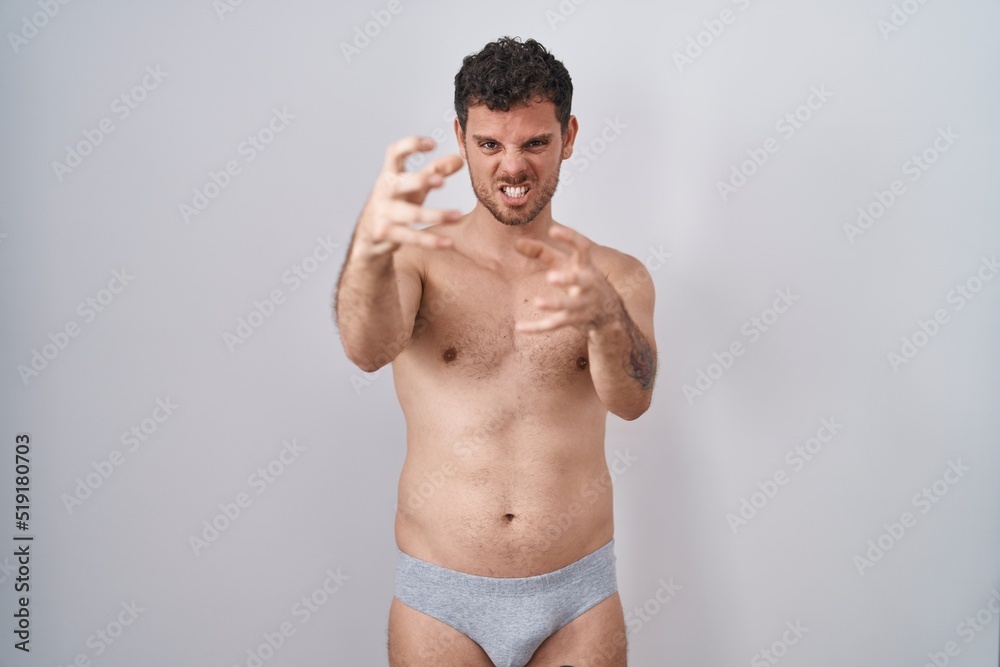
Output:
[454, 36, 573, 136]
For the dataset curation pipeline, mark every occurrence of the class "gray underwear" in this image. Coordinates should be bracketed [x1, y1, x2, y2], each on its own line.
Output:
[393, 539, 618, 667]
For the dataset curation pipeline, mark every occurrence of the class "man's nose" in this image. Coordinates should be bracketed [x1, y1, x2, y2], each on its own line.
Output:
[498, 150, 528, 178]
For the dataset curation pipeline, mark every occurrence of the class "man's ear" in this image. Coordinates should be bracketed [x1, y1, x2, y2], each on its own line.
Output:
[453, 117, 467, 160]
[561, 115, 579, 160]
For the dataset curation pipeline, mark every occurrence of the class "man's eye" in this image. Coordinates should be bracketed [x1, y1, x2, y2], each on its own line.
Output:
[481, 142, 497, 149]
[529, 140, 547, 147]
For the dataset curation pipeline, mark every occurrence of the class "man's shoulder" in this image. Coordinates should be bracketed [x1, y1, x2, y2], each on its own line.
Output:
[582, 236, 649, 283]
[570, 233, 654, 306]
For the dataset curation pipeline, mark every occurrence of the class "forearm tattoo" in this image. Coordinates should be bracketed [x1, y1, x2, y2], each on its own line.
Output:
[621, 309, 655, 390]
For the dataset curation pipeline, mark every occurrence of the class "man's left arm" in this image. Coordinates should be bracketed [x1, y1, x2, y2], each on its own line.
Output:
[515, 224, 657, 420]
[584, 252, 656, 420]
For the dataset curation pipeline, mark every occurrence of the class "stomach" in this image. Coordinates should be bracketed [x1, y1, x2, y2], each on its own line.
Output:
[392, 379, 614, 577]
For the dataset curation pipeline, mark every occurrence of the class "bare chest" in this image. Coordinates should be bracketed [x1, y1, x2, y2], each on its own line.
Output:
[409, 264, 590, 385]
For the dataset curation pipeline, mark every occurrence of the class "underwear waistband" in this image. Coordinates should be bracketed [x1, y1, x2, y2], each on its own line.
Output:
[395, 539, 616, 598]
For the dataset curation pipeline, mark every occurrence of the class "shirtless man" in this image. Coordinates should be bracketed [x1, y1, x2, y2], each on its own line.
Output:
[335, 37, 656, 667]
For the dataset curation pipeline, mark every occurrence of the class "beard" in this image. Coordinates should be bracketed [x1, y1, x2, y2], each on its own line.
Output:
[468, 163, 561, 227]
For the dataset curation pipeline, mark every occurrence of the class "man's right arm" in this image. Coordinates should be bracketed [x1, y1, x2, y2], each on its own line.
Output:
[335, 234, 423, 372]
[334, 136, 464, 372]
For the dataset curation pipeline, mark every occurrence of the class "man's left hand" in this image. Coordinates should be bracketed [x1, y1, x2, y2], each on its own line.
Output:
[514, 224, 622, 334]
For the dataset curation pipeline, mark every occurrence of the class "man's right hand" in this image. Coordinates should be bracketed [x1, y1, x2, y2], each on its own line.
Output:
[353, 136, 465, 258]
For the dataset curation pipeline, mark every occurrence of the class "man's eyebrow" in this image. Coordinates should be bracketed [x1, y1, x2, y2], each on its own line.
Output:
[470, 133, 556, 144]
[524, 133, 555, 144]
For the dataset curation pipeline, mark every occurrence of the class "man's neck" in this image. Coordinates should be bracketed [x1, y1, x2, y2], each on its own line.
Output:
[464, 203, 555, 268]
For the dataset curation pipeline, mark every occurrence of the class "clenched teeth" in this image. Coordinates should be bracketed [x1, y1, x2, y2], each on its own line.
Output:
[502, 186, 528, 198]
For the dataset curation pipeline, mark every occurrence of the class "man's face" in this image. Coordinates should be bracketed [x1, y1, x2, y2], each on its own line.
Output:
[455, 100, 577, 227]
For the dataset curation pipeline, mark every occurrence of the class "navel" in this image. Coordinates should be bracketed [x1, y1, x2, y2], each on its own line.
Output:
[503, 513, 515, 522]
[442, 347, 457, 362]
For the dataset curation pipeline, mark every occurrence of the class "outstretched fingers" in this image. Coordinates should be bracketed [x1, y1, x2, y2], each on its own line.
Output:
[514, 238, 567, 267]
[384, 200, 461, 226]
[382, 135, 435, 174]
[388, 154, 465, 197]
[548, 223, 592, 268]
[370, 200, 459, 249]
[377, 224, 453, 250]
[427, 153, 465, 179]
[514, 224, 613, 333]
[515, 311, 579, 333]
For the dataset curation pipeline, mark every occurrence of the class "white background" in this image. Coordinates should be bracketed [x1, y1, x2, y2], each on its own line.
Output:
[1, 1, 998, 665]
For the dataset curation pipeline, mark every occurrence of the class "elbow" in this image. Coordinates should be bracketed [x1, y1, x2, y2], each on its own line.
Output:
[350, 356, 386, 374]
[342, 343, 389, 373]
[339, 331, 408, 373]
[611, 392, 653, 421]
